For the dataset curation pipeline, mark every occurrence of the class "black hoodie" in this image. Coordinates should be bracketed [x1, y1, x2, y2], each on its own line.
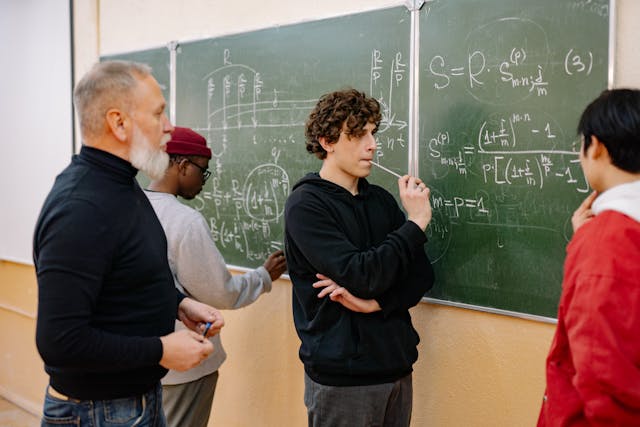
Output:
[284, 173, 434, 386]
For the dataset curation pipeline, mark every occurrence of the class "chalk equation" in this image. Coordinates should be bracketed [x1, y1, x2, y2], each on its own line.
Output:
[418, 2, 609, 272]
[425, 17, 598, 105]
[422, 112, 588, 261]
[425, 110, 588, 190]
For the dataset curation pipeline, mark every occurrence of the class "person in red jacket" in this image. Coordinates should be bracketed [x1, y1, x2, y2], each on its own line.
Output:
[538, 88, 640, 426]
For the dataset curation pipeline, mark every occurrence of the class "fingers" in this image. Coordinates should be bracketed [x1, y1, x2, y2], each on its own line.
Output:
[265, 250, 284, 266]
[317, 284, 339, 298]
[188, 330, 214, 360]
[571, 209, 595, 233]
[312, 273, 338, 299]
[413, 180, 428, 194]
[201, 321, 223, 337]
[188, 329, 206, 341]
[402, 178, 429, 197]
[416, 183, 429, 195]
[312, 273, 334, 288]
[270, 249, 284, 259]
[265, 250, 287, 280]
[399, 175, 429, 193]
[571, 191, 598, 233]
[200, 309, 225, 337]
[312, 279, 332, 288]
[329, 287, 346, 299]
[572, 205, 593, 220]
[160, 329, 214, 371]
[312, 273, 348, 299]
[399, 175, 432, 230]
[578, 190, 598, 210]
[201, 321, 212, 336]
[398, 175, 414, 188]
[576, 191, 598, 214]
[209, 312, 225, 332]
[573, 191, 597, 218]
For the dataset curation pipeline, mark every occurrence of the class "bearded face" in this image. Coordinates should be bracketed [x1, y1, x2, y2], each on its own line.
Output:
[129, 124, 170, 181]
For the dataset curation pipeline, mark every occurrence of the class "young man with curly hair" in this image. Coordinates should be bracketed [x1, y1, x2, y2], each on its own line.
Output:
[284, 88, 435, 426]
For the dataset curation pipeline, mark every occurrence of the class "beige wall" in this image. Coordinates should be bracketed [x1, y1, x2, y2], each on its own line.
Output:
[0, 260, 552, 426]
[1, 0, 638, 426]
[0, 262, 48, 415]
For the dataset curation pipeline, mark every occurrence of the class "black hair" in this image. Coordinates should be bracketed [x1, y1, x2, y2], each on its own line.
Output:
[578, 88, 640, 172]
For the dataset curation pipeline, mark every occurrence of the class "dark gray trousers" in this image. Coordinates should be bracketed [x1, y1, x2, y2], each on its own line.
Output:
[304, 373, 413, 427]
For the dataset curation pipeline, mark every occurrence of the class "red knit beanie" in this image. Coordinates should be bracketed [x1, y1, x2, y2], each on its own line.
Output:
[166, 127, 212, 158]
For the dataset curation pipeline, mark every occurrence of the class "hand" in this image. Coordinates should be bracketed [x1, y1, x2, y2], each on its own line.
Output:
[263, 250, 287, 281]
[571, 191, 597, 232]
[178, 298, 224, 338]
[313, 274, 381, 313]
[398, 175, 432, 231]
[159, 329, 214, 371]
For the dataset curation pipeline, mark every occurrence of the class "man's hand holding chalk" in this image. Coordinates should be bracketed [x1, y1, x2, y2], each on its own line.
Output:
[369, 160, 432, 231]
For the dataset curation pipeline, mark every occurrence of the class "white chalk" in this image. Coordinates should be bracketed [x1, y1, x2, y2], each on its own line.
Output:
[369, 161, 403, 179]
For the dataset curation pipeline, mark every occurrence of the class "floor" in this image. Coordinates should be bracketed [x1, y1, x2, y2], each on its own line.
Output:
[0, 397, 40, 427]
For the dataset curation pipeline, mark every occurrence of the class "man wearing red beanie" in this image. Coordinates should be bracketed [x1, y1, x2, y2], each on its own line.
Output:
[144, 126, 287, 427]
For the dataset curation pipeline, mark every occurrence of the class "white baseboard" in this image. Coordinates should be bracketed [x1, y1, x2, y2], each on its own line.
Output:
[0, 385, 41, 417]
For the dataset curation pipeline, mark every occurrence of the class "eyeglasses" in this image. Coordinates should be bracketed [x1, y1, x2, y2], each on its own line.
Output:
[185, 159, 211, 182]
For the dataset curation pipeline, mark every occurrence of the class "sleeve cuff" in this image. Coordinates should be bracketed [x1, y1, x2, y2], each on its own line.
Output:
[375, 292, 399, 318]
[403, 220, 428, 245]
[256, 266, 273, 293]
[175, 289, 186, 319]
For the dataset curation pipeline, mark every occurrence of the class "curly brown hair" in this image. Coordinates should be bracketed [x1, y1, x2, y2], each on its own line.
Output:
[305, 89, 382, 159]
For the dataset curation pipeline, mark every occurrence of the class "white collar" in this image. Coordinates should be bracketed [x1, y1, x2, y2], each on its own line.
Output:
[592, 180, 640, 222]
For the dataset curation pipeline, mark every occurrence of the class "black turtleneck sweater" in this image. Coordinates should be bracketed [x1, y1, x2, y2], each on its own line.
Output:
[33, 146, 180, 400]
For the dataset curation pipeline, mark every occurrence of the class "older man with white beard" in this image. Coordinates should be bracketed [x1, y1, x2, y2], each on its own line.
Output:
[33, 60, 224, 427]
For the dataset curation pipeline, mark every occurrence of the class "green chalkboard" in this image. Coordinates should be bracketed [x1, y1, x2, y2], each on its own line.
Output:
[419, 0, 610, 317]
[102, 1, 610, 318]
[102, 47, 171, 105]
[174, 7, 411, 267]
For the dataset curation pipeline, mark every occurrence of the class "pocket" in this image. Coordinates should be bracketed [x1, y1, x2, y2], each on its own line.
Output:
[41, 395, 80, 426]
[102, 395, 144, 424]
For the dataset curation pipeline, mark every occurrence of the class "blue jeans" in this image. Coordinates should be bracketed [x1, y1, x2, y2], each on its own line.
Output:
[41, 383, 166, 426]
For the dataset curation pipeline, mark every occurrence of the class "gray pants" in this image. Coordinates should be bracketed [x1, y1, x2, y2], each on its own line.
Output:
[304, 373, 413, 427]
[162, 371, 219, 427]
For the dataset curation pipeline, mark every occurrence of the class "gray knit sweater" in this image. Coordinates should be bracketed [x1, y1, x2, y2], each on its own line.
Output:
[144, 190, 272, 385]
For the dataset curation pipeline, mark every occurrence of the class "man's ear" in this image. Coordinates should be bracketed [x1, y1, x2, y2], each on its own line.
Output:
[318, 137, 332, 153]
[105, 109, 128, 142]
[589, 135, 609, 161]
[177, 158, 189, 176]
